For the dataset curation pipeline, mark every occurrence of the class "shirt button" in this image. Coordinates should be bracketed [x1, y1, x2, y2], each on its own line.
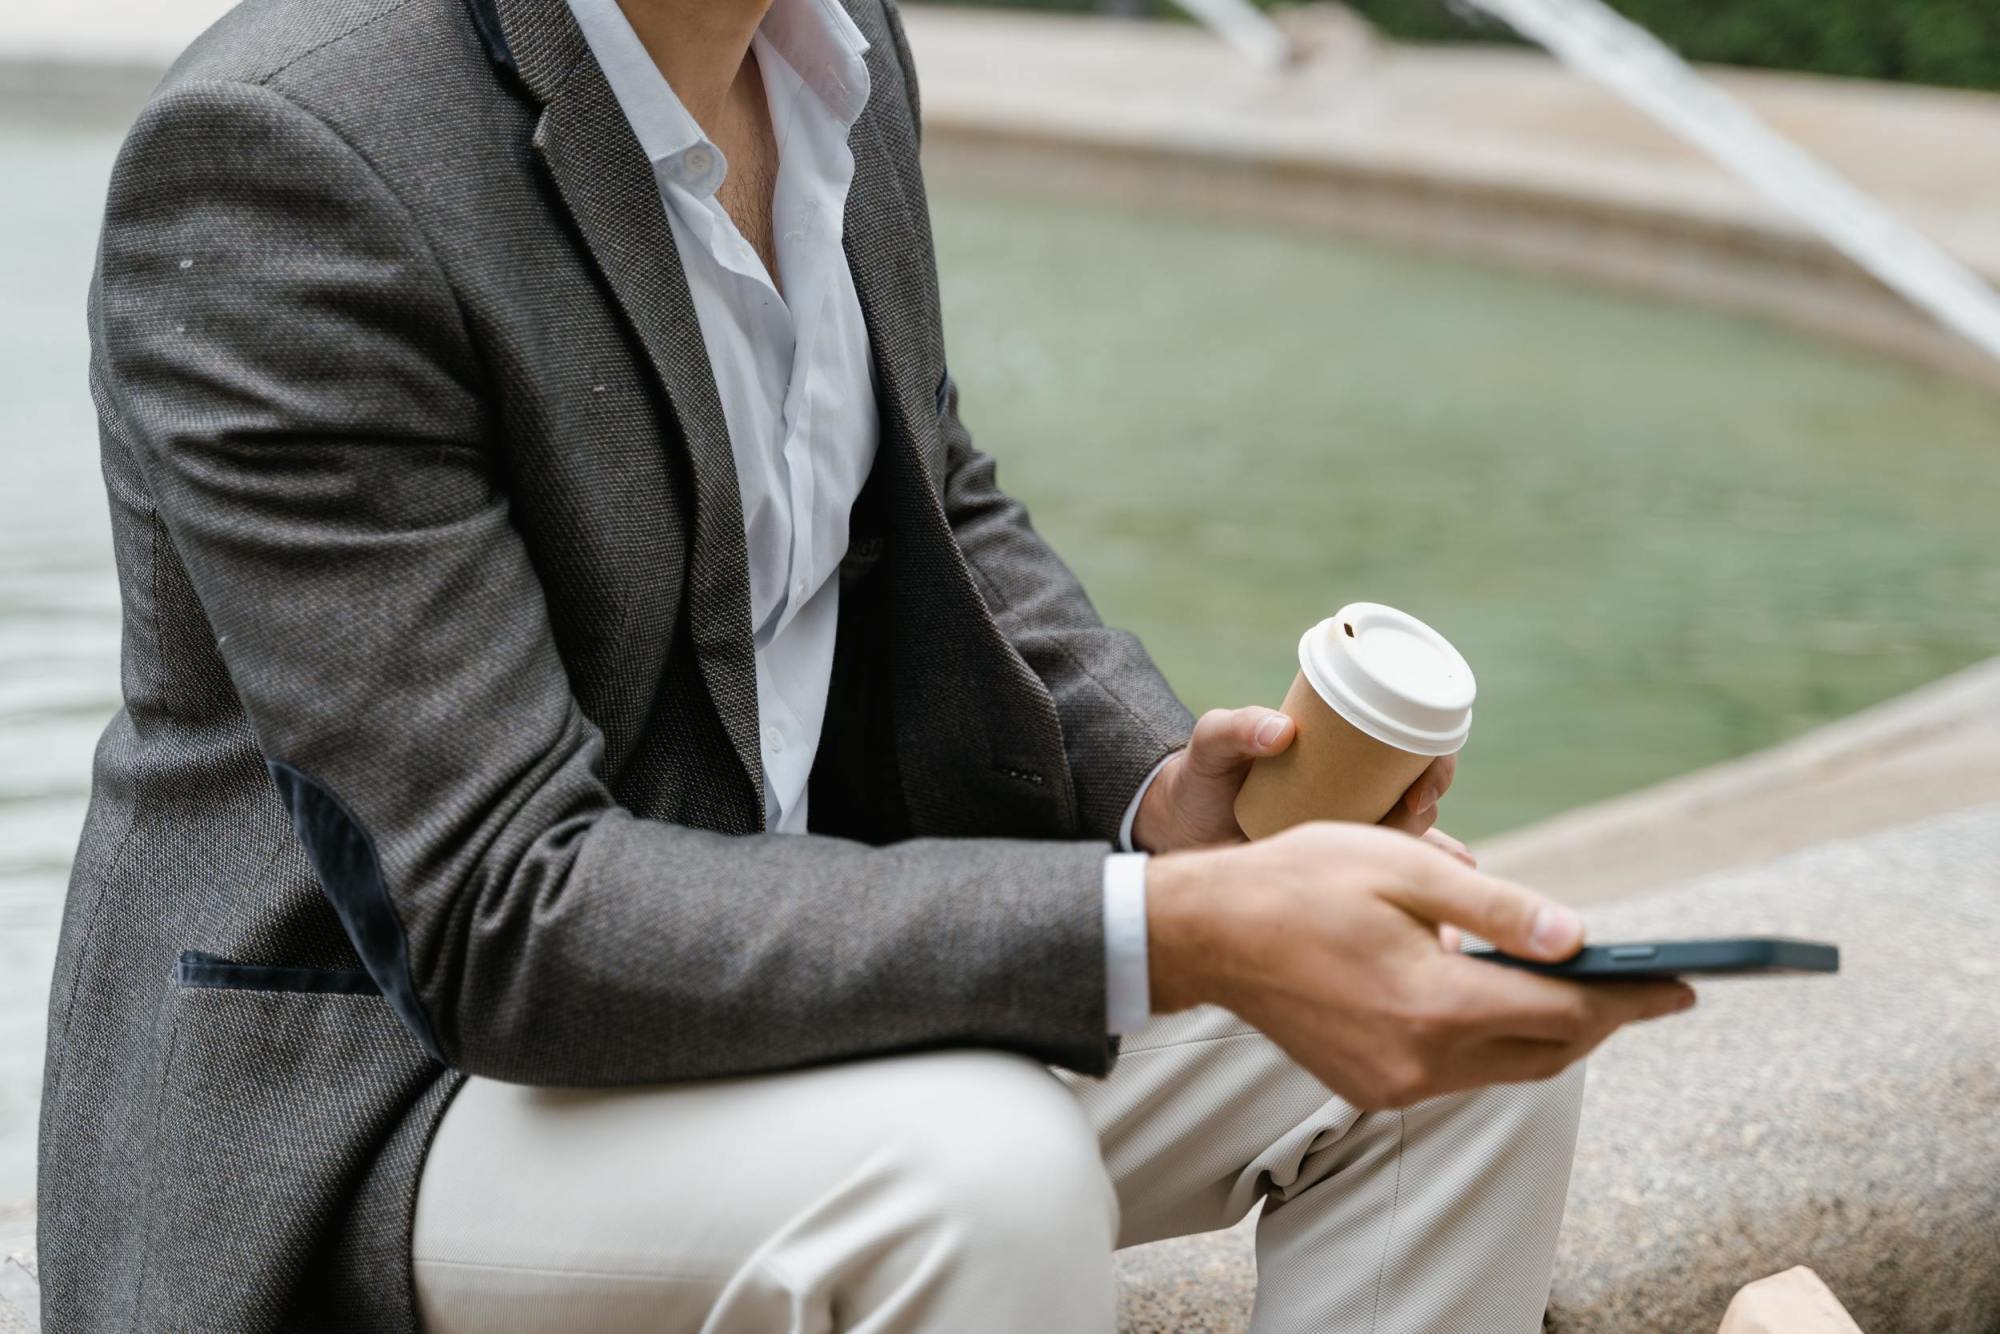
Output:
[793, 577, 809, 600]
[763, 724, 785, 756]
[682, 145, 715, 177]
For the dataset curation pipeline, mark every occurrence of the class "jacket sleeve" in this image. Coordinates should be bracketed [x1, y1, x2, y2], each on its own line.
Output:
[877, 2, 1196, 838]
[93, 78, 1119, 1083]
[935, 378, 1195, 841]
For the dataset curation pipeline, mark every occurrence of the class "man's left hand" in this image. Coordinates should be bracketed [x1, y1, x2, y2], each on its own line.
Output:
[1131, 707, 1461, 856]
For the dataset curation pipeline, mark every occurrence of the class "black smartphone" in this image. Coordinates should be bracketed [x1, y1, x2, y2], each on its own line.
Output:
[1469, 936, 1838, 979]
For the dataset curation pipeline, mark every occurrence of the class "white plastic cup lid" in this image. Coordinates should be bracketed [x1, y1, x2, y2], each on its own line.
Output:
[1298, 603, 1475, 756]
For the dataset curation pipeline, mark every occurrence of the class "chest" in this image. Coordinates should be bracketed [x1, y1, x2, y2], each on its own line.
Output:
[710, 74, 782, 286]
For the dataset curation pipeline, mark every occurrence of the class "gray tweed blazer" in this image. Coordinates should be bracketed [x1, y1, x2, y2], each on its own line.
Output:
[38, 0, 1194, 1327]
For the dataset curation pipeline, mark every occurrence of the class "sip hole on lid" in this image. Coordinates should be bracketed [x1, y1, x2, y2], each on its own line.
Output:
[1299, 604, 1475, 755]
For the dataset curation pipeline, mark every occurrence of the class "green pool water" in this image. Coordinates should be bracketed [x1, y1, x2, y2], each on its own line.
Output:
[928, 185, 2000, 839]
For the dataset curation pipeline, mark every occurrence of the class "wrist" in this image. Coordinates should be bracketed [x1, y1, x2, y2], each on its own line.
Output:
[1130, 751, 1184, 853]
[1145, 846, 1238, 1013]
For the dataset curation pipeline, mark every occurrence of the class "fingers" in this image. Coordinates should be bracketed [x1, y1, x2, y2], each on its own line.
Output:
[1377, 802, 1438, 836]
[1184, 707, 1294, 779]
[1457, 981, 1696, 1087]
[1376, 804, 1440, 836]
[1398, 968, 1696, 1102]
[1402, 754, 1457, 815]
[1421, 827, 1474, 867]
[1441, 958, 1696, 1042]
[1384, 757, 1457, 834]
[1368, 980, 1695, 1106]
[1578, 977, 1698, 1028]
[1384, 851, 1585, 962]
[1448, 1036, 1603, 1091]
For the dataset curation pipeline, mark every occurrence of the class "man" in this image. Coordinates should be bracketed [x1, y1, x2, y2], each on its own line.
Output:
[43, 0, 1694, 1327]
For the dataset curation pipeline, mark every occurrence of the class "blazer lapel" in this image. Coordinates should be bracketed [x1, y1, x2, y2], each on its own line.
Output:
[493, 0, 764, 827]
[475, 0, 1071, 836]
[839, 86, 943, 483]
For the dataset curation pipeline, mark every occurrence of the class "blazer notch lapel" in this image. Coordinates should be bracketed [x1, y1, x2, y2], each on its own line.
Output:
[843, 80, 947, 485]
[532, 70, 765, 828]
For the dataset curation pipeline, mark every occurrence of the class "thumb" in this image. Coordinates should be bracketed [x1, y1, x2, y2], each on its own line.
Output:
[1184, 707, 1294, 778]
[1383, 848, 1583, 962]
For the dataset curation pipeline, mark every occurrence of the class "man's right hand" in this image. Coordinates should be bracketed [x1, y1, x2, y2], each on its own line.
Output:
[1145, 822, 1695, 1110]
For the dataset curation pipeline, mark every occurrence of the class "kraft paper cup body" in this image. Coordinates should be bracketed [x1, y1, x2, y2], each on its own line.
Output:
[1234, 604, 1475, 839]
[1233, 672, 1434, 836]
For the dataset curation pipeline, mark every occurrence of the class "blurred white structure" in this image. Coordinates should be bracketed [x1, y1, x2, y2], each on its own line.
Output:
[1172, 0, 1294, 69]
[1167, 0, 2000, 370]
[1474, 0, 2000, 367]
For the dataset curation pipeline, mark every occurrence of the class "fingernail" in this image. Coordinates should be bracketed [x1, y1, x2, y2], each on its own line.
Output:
[1410, 785, 1438, 813]
[1529, 904, 1582, 955]
[1253, 715, 1288, 750]
[1677, 990, 1697, 1011]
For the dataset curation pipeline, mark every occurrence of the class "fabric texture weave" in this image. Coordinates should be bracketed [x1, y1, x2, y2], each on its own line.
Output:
[39, 0, 1193, 1327]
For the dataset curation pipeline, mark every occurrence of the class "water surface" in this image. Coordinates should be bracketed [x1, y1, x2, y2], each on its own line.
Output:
[2, 105, 127, 1203]
[930, 185, 2000, 836]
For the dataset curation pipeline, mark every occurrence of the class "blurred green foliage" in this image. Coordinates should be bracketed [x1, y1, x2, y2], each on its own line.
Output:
[919, 0, 2000, 93]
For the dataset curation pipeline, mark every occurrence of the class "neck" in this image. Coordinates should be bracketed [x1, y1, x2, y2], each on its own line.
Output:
[617, 0, 772, 125]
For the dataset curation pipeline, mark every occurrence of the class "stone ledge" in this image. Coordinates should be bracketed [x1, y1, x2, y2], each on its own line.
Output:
[1548, 803, 2000, 1332]
[1114, 804, 2000, 1332]
[0, 1225, 36, 1334]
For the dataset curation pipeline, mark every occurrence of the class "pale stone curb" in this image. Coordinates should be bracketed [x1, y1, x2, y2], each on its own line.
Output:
[1477, 655, 2000, 905]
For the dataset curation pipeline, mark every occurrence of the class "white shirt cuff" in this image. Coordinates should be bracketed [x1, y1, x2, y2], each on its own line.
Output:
[1116, 753, 1176, 853]
[1102, 753, 1175, 1036]
[1101, 852, 1152, 1036]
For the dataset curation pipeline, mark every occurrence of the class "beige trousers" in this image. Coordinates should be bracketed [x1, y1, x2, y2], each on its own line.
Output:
[413, 1005, 1585, 1333]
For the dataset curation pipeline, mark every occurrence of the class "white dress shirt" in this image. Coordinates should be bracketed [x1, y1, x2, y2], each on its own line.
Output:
[565, 0, 1156, 1035]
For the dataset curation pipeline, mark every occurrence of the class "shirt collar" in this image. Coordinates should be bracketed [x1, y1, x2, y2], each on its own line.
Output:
[563, 0, 870, 200]
[760, 0, 870, 125]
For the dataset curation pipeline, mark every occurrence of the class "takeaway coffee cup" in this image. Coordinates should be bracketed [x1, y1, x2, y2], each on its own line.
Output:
[1234, 603, 1475, 839]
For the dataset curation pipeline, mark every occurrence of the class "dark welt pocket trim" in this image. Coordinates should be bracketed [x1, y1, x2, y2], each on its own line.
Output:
[174, 950, 382, 996]
[268, 760, 448, 1062]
